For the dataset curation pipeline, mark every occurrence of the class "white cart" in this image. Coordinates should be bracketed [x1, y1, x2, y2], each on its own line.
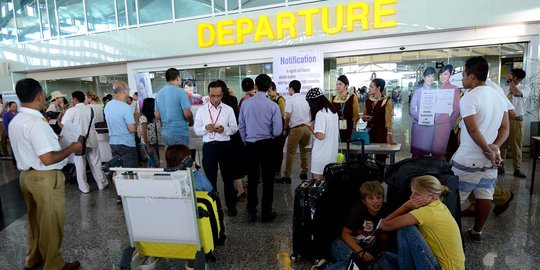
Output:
[113, 167, 207, 270]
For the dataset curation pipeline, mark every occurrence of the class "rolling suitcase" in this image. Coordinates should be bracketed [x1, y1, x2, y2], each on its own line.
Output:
[196, 191, 226, 246]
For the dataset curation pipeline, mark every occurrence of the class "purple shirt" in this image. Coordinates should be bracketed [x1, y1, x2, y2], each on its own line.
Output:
[2, 111, 16, 137]
[238, 92, 282, 142]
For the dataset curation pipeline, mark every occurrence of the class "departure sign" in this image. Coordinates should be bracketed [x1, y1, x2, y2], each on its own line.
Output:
[197, 0, 397, 48]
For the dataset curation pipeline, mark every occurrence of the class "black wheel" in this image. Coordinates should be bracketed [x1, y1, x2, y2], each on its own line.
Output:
[194, 251, 206, 270]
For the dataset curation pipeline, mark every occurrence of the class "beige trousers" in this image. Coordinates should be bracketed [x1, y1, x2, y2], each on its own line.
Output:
[284, 125, 311, 177]
[500, 119, 523, 170]
[20, 170, 66, 270]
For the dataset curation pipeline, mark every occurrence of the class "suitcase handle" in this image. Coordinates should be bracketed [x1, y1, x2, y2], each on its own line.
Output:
[346, 138, 366, 164]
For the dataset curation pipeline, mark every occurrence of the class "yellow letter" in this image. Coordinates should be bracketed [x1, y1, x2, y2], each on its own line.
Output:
[346, 2, 369, 31]
[276, 12, 297, 39]
[236, 18, 254, 44]
[322, 5, 344, 35]
[217, 19, 235, 46]
[254, 15, 276, 42]
[374, 0, 397, 29]
[297, 8, 319, 36]
[198, 23, 216, 48]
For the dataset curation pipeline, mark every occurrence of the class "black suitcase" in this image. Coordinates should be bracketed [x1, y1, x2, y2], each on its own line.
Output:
[291, 139, 382, 261]
[384, 157, 462, 228]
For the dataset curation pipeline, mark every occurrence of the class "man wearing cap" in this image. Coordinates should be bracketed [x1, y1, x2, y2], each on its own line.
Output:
[239, 74, 283, 223]
[10, 78, 82, 270]
[47, 90, 67, 113]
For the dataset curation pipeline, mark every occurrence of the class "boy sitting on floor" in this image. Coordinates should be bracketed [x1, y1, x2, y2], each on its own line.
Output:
[313, 181, 398, 270]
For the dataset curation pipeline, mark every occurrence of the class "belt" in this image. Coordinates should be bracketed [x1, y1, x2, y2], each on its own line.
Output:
[204, 140, 229, 144]
[26, 168, 61, 172]
[290, 124, 308, 129]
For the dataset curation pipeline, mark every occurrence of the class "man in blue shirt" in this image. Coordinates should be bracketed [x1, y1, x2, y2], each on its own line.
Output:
[155, 68, 193, 146]
[239, 74, 283, 223]
[104, 80, 138, 168]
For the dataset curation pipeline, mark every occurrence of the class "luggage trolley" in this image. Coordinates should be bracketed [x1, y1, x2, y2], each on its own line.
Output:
[113, 167, 212, 270]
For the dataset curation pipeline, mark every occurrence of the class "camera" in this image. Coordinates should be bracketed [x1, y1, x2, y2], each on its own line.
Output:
[43, 111, 60, 120]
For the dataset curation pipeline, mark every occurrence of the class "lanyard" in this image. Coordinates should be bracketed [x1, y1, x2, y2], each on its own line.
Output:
[208, 104, 222, 125]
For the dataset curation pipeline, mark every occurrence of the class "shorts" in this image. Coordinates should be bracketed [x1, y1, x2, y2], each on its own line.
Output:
[451, 155, 497, 202]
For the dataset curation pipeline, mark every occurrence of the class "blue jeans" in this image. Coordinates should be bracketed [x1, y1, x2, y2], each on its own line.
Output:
[397, 226, 440, 270]
[162, 135, 189, 147]
[325, 239, 398, 270]
[141, 143, 159, 168]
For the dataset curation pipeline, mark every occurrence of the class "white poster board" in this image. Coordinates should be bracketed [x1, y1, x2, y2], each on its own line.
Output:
[419, 89, 455, 125]
[2, 91, 20, 105]
[272, 51, 324, 95]
[134, 73, 153, 110]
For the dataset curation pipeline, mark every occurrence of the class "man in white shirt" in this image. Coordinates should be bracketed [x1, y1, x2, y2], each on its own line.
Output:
[194, 81, 239, 216]
[281, 80, 312, 183]
[500, 68, 528, 178]
[10, 78, 82, 270]
[451, 56, 509, 242]
[59, 91, 109, 193]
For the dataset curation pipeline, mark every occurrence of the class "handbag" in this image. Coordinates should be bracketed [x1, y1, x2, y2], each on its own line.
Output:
[75, 107, 94, 156]
[352, 130, 370, 145]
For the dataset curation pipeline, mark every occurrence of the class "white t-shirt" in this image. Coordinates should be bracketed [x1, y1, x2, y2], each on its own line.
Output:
[457, 85, 508, 158]
[311, 108, 339, 174]
[9, 107, 67, 170]
[504, 83, 529, 117]
[285, 93, 311, 128]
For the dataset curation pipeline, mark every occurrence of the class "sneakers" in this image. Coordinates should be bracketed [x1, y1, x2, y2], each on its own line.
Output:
[513, 170, 527, 178]
[467, 229, 483, 243]
[299, 173, 308, 180]
[310, 258, 328, 270]
[493, 191, 515, 216]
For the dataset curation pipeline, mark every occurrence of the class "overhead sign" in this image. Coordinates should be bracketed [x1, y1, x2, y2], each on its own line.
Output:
[198, 0, 397, 48]
[273, 51, 324, 95]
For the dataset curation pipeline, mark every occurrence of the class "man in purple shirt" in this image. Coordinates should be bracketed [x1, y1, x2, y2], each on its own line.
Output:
[239, 74, 283, 223]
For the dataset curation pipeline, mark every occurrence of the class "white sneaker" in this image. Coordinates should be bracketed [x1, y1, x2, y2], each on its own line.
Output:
[311, 258, 328, 270]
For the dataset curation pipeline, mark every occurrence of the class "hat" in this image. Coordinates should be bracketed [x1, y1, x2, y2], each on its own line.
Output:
[305, 87, 324, 100]
[50, 91, 66, 100]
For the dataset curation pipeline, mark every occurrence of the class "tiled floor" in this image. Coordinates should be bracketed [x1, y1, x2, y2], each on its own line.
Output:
[1, 103, 540, 270]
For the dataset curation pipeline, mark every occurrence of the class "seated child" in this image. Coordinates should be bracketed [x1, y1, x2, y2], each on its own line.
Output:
[165, 144, 213, 192]
[380, 175, 465, 270]
[313, 181, 398, 270]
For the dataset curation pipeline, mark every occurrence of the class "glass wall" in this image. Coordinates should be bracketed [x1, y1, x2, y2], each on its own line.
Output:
[0, 0, 325, 45]
[41, 74, 128, 102]
[333, 43, 527, 99]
